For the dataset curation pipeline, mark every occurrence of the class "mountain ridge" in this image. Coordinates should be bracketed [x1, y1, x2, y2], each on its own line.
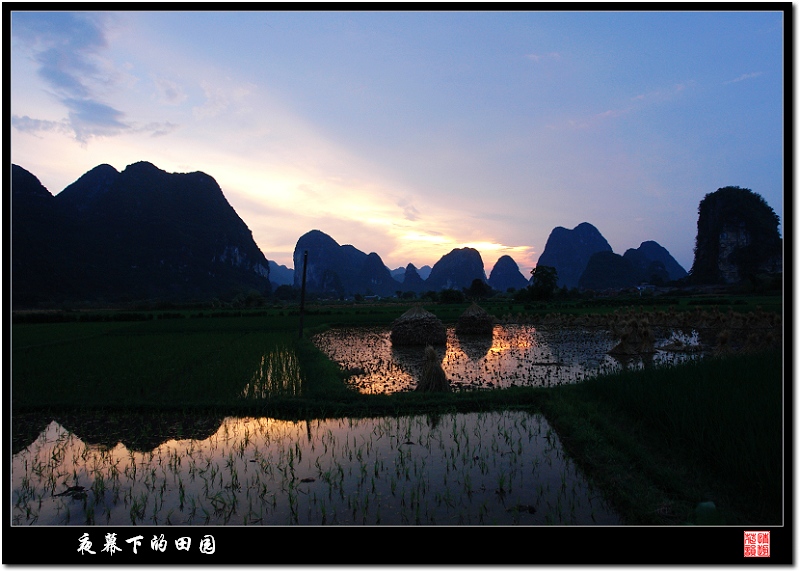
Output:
[13, 162, 701, 305]
[12, 162, 271, 307]
[536, 222, 613, 289]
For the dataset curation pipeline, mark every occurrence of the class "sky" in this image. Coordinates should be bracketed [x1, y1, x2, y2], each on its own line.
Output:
[9, 9, 785, 277]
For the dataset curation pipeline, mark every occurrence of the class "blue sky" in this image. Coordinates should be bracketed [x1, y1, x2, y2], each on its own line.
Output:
[10, 9, 785, 276]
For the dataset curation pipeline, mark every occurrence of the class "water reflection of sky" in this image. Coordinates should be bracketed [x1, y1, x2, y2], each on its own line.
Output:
[12, 412, 621, 526]
[314, 325, 706, 394]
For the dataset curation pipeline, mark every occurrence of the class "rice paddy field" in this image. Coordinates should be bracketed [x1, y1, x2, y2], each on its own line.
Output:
[9, 295, 785, 532]
[12, 411, 621, 526]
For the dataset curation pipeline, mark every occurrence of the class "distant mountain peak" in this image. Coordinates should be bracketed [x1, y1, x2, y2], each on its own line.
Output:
[57, 163, 120, 211]
[426, 247, 487, 291]
[537, 223, 612, 289]
[401, 263, 426, 293]
[124, 160, 161, 173]
[12, 164, 54, 201]
[488, 255, 529, 292]
[624, 241, 687, 282]
[292, 230, 399, 297]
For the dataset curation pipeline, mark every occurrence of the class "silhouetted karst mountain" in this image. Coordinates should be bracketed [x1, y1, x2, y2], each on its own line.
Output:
[394, 264, 432, 281]
[268, 261, 294, 287]
[401, 263, 426, 293]
[579, 239, 688, 290]
[624, 241, 687, 282]
[579, 251, 638, 290]
[56, 163, 119, 214]
[579, 240, 686, 290]
[537, 222, 612, 289]
[488, 255, 529, 292]
[11, 165, 63, 306]
[689, 186, 782, 284]
[621, 249, 669, 286]
[292, 230, 400, 297]
[12, 162, 271, 307]
[12, 164, 56, 206]
[293, 230, 342, 294]
[359, 252, 400, 296]
[426, 247, 487, 291]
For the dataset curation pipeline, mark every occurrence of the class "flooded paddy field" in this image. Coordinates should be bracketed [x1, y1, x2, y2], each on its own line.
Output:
[12, 305, 779, 530]
[314, 324, 706, 394]
[12, 411, 621, 526]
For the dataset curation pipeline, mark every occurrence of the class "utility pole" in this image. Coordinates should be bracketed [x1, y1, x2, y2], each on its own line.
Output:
[298, 250, 308, 338]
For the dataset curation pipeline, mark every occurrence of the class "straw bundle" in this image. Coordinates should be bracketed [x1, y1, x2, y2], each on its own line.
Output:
[608, 317, 656, 355]
[713, 329, 733, 357]
[416, 345, 451, 393]
[390, 305, 447, 346]
[455, 302, 495, 336]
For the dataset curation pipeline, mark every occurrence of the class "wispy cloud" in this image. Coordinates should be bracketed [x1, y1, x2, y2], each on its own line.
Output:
[12, 111, 177, 141]
[631, 82, 692, 104]
[11, 115, 70, 136]
[13, 12, 109, 92]
[555, 82, 693, 131]
[397, 198, 420, 221]
[192, 81, 255, 120]
[724, 72, 763, 84]
[138, 122, 180, 138]
[13, 12, 122, 142]
[62, 98, 129, 139]
[153, 76, 188, 105]
[526, 52, 561, 62]
[12, 12, 174, 143]
[558, 107, 632, 131]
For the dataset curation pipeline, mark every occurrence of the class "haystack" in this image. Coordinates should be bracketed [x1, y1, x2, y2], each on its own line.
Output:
[416, 345, 450, 393]
[608, 317, 656, 355]
[390, 305, 447, 346]
[455, 302, 495, 336]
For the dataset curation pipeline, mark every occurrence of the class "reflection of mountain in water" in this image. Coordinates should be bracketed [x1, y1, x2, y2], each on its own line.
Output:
[12, 412, 53, 455]
[13, 412, 225, 453]
[12, 412, 624, 526]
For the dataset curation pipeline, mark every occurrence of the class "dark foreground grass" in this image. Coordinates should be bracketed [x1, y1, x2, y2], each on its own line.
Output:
[538, 349, 784, 525]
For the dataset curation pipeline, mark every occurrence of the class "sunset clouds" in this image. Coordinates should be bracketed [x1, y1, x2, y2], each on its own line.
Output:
[10, 10, 784, 276]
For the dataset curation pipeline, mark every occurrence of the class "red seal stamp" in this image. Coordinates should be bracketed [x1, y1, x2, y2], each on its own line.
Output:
[744, 531, 770, 558]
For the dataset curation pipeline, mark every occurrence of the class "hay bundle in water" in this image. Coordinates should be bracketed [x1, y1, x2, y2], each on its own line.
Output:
[608, 317, 656, 355]
[390, 305, 446, 346]
[455, 302, 494, 336]
[417, 345, 450, 393]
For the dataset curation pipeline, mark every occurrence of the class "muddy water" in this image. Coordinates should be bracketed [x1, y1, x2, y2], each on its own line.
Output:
[314, 325, 705, 394]
[12, 411, 621, 525]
